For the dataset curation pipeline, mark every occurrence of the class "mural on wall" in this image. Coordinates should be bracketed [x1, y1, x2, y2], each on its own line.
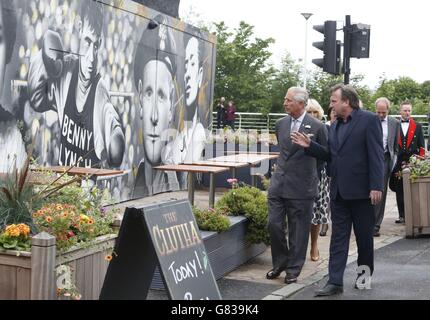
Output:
[0, 0, 216, 202]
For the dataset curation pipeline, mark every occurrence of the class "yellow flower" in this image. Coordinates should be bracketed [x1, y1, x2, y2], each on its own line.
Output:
[56, 204, 64, 211]
[32, 213, 39, 218]
[45, 217, 53, 223]
[5, 225, 20, 237]
[80, 214, 89, 221]
[62, 212, 69, 218]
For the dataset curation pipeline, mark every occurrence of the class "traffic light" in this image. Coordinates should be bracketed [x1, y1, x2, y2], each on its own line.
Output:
[312, 20, 341, 75]
[350, 23, 370, 58]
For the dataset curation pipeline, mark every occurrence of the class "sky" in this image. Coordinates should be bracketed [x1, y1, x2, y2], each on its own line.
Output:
[179, 0, 430, 90]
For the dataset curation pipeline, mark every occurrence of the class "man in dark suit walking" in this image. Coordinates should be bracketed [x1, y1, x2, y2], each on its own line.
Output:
[266, 87, 328, 284]
[373, 98, 400, 237]
[391, 101, 425, 224]
[292, 84, 384, 296]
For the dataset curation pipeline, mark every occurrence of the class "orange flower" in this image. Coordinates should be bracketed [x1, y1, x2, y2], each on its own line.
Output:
[87, 219, 94, 225]
[56, 288, 62, 296]
[105, 254, 113, 261]
[17, 224, 30, 237]
[62, 212, 69, 218]
[56, 204, 64, 211]
[45, 216, 53, 223]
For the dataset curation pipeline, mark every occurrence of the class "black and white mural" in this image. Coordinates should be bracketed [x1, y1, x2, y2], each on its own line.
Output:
[0, 0, 216, 201]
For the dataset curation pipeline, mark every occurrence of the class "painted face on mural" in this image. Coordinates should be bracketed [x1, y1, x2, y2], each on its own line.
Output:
[78, 18, 101, 81]
[184, 37, 202, 108]
[0, 5, 6, 98]
[139, 60, 173, 166]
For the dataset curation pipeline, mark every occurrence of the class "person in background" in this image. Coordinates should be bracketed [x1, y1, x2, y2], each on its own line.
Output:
[373, 97, 399, 237]
[225, 100, 236, 130]
[216, 97, 226, 129]
[305, 99, 330, 261]
[390, 101, 425, 224]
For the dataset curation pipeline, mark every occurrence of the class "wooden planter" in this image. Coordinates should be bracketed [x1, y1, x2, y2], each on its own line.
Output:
[150, 216, 267, 290]
[402, 168, 430, 238]
[0, 232, 116, 300]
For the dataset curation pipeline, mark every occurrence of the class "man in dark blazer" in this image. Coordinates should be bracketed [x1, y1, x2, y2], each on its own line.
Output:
[266, 87, 328, 284]
[391, 101, 425, 223]
[292, 84, 384, 296]
[373, 98, 400, 236]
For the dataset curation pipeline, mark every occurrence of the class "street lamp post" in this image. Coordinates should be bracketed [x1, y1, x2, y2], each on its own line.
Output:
[301, 13, 313, 90]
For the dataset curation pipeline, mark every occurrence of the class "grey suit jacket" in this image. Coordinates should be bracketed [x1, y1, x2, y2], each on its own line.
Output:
[268, 113, 328, 200]
[387, 116, 400, 173]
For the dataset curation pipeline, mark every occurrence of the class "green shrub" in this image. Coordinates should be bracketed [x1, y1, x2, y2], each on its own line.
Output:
[216, 186, 270, 245]
[193, 207, 230, 233]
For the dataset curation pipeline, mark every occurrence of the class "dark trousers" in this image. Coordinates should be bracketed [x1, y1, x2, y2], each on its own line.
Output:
[328, 196, 375, 286]
[225, 120, 235, 130]
[268, 196, 313, 277]
[395, 179, 405, 219]
[374, 153, 391, 230]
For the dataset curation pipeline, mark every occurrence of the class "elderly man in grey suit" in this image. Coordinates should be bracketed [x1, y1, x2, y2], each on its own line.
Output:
[266, 87, 328, 284]
[373, 97, 400, 237]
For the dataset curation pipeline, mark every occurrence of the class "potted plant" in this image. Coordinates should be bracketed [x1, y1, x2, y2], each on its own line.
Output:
[0, 156, 118, 300]
[402, 155, 430, 238]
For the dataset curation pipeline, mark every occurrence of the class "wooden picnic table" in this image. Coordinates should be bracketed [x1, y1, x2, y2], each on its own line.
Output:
[32, 166, 124, 177]
[153, 164, 229, 208]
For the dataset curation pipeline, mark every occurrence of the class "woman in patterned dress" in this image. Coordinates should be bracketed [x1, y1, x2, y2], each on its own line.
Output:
[305, 99, 330, 262]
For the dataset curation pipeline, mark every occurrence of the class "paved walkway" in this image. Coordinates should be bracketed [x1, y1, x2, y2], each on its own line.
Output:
[117, 187, 409, 300]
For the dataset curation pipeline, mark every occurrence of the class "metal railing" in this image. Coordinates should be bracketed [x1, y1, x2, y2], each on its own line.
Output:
[212, 112, 430, 137]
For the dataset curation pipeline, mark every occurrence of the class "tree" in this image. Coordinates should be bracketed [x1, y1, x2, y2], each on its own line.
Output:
[306, 70, 342, 111]
[421, 81, 430, 102]
[269, 53, 301, 113]
[212, 21, 275, 113]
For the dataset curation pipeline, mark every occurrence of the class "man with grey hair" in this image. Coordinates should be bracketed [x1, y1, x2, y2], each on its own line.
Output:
[266, 87, 328, 284]
[373, 97, 400, 236]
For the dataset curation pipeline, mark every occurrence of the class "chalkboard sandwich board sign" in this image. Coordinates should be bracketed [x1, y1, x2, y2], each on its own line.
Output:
[100, 199, 222, 300]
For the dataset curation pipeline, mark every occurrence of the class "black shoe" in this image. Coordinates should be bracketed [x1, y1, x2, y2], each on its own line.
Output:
[314, 283, 343, 297]
[373, 230, 380, 237]
[266, 268, 284, 279]
[284, 275, 298, 284]
[395, 217, 405, 224]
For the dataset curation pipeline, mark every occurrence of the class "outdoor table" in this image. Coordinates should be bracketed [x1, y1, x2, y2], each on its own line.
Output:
[31, 166, 124, 178]
[182, 160, 248, 179]
[208, 153, 279, 186]
[153, 164, 229, 208]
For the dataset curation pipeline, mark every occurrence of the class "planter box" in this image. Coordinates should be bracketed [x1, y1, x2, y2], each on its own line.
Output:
[0, 233, 116, 300]
[150, 216, 267, 290]
[403, 168, 430, 238]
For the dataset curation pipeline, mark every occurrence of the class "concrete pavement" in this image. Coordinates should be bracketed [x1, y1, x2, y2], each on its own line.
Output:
[118, 187, 424, 300]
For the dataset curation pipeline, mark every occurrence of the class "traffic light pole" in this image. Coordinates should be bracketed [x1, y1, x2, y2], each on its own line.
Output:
[343, 15, 352, 84]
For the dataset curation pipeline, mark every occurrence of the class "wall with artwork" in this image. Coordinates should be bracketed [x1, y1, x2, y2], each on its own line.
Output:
[0, 0, 216, 202]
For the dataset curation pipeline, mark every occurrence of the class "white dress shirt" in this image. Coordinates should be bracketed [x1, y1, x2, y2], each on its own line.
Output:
[401, 119, 409, 137]
[291, 111, 306, 132]
[381, 117, 388, 152]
